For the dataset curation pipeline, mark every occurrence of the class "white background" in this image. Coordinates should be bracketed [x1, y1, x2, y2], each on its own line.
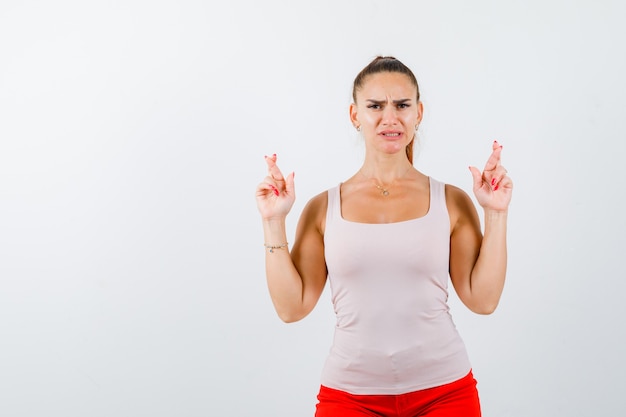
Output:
[1, 1, 625, 416]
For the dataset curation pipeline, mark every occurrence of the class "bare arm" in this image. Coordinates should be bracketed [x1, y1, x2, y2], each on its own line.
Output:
[448, 141, 513, 314]
[256, 155, 327, 323]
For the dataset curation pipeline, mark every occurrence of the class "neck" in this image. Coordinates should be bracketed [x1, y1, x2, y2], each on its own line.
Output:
[359, 158, 414, 185]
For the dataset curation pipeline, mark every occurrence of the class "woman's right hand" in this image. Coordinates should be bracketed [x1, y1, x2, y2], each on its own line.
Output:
[255, 154, 296, 221]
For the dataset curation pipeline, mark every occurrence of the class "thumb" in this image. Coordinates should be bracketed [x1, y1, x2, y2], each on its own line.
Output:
[468, 166, 482, 190]
[285, 171, 296, 196]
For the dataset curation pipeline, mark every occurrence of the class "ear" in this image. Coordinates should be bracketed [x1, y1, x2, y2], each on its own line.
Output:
[416, 101, 424, 125]
[349, 102, 359, 128]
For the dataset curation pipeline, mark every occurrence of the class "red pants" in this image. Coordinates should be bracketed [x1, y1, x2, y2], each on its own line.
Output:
[315, 370, 481, 417]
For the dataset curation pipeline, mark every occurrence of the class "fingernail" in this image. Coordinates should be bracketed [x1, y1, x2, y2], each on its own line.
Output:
[491, 178, 496, 186]
[494, 185, 499, 191]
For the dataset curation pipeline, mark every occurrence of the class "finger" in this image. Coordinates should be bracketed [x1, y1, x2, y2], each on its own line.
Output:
[261, 176, 281, 196]
[491, 166, 509, 189]
[265, 154, 285, 182]
[468, 166, 483, 190]
[285, 171, 296, 196]
[256, 181, 279, 197]
[494, 175, 513, 192]
[483, 142, 503, 172]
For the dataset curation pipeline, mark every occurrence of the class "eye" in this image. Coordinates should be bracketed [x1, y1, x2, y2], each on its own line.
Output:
[367, 104, 381, 110]
[397, 103, 410, 109]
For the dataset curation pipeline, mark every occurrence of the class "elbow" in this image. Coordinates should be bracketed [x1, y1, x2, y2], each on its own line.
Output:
[278, 314, 301, 323]
[471, 300, 499, 315]
[273, 298, 315, 323]
[474, 306, 497, 315]
[276, 309, 306, 323]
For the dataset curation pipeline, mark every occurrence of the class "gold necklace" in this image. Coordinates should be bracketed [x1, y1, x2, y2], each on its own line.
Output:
[375, 183, 391, 196]
[359, 166, 412, 197]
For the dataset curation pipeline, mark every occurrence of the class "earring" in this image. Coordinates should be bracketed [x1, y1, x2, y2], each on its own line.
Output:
[415, 125, 419, 131]
[356, 125, 361, 132]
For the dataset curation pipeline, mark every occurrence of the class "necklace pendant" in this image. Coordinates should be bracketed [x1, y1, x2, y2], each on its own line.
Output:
[381, 189, 389, 196]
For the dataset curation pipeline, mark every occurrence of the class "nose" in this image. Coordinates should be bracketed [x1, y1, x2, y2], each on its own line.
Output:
[381, 104, 399, 125]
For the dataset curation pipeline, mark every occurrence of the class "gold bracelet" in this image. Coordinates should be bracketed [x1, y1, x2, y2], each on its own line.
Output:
[264, 242, 288, 253]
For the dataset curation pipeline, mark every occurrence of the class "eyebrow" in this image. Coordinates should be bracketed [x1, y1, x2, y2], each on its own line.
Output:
[365, 98, 412, 105]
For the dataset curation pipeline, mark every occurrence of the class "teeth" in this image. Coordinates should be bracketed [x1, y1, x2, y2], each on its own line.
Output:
[384, 133, 400, 136]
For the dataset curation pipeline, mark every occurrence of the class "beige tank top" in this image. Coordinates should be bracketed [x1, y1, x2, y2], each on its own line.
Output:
[321, 177, 471, 395]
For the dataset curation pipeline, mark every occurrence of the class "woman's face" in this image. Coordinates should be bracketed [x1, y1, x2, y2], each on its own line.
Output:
[350, 72, 423, 156]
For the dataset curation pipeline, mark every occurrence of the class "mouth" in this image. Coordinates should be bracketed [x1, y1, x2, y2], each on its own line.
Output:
[379, 131, 403, 138]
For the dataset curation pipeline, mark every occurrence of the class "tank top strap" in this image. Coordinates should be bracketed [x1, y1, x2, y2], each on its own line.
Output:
[428, 177, 449, 218]
[325, 184, 341, 225]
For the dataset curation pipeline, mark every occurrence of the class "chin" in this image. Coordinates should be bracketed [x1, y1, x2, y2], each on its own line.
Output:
[380, 144, 407, 154]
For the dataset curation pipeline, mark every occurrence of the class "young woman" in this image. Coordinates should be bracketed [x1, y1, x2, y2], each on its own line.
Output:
[256, 56, 512, 416]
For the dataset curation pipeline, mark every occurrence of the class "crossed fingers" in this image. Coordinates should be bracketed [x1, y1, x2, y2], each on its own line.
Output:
[264, 154, 285, 196]
[484, 141, 509, 191]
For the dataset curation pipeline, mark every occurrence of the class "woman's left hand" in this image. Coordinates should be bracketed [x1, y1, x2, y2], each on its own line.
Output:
[469, 141, 513, 212]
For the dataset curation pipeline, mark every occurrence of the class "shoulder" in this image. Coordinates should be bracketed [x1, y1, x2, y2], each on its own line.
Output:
[304, 189, 329, 213]
[444, 183, 472, 206]
[444, 183, 479, 231]
[299, 189, 330, 234]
